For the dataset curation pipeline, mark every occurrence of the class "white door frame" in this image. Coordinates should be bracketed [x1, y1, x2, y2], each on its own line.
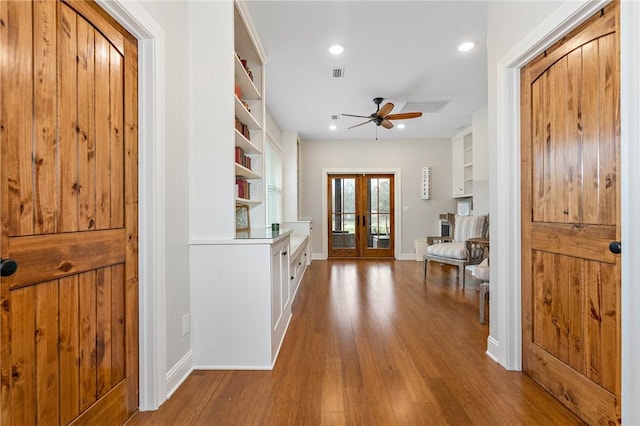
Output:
[321, 168, 402, 260]
[96, 0, 167, 411]
[493, 0, 640, 422]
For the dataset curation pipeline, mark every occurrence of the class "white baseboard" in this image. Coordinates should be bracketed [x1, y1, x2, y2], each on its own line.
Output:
[397, 253, 416, 261]
[312, 253, 326, 260]
[165, 350, 193, 399]
[486, 335, 500, 363]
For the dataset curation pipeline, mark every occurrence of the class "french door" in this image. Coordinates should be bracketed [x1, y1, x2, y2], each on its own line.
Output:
[328, 174, 394, 258]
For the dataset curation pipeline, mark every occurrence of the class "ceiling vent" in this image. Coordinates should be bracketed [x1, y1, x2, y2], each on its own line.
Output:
[332, 68, 345, 78]
[401, 100, 449, 114]
[331, 115, 339, 120]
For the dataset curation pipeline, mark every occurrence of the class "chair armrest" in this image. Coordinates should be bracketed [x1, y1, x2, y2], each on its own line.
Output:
[427, 236, 453, 245]
[465, 239, 489, 263]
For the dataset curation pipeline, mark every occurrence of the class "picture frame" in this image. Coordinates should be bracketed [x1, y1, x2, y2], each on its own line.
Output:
[456, 199, 472, 216]
[235, 205, 250, 232]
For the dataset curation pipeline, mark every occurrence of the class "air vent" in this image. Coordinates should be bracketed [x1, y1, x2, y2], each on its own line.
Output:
[332, 68, 345, 78]
[331, 115, 339, 120]
[401, 100, 449, 113]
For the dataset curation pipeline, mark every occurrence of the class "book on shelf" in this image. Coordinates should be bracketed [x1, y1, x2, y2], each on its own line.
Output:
[235, 178, 251, 200]
[234, 147, 252, 171]
[235, 147, 244, 164]
[235, 118, 251, 140]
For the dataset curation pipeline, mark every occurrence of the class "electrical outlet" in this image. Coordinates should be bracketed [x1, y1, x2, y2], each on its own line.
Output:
[182, 313, 190, 336]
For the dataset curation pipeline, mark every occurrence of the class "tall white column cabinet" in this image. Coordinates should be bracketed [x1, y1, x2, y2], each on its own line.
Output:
[189, 1, 293, 369]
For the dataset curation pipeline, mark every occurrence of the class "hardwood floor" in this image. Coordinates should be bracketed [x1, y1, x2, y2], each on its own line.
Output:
[128, 260, 583, 425]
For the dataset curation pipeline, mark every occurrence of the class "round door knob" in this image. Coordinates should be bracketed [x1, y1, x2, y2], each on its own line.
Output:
[0, 258, 18, 277]
[609, 241, 621, 254]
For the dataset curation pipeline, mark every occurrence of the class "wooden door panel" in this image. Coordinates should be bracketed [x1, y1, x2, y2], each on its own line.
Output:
[531, 250, 617, 391]
[522, 3, 620, 424]
[1, 1, 138, 424]
[9, 265, 126, 425]
[531, 34, 618, 226]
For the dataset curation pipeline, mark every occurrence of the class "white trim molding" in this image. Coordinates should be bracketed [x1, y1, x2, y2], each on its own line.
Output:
[496, 0, 640, 422]
[321, 168, 402, 260]
[165, 350, 193, 399]
[96, 0, 167, 411]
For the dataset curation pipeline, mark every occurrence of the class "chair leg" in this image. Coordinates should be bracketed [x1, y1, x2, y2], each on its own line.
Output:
[423, 257, 427, 279]
[479, 282, 489, 324]
[460, 264, 466, 289]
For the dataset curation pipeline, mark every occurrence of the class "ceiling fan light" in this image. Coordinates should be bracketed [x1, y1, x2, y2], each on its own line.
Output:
[329, 44, 344, 55]
[458, 41, 475, 52]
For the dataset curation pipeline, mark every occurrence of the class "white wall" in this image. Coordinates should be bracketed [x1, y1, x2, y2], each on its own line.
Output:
[486, 0, 566, 365]
[300, 138, 455, 258]
[134, 0, 192, 390]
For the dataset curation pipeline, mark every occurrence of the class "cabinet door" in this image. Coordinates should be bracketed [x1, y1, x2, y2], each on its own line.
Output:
[271, 239, 290, 356]
[451, 136, 465, 196]
[271, 243, 283, 332]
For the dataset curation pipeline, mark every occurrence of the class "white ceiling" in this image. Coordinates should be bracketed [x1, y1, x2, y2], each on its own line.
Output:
[244, 1, 488, 141]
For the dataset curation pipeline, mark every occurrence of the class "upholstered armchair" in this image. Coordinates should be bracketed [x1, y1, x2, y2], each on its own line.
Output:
[423, 214, 489, 288]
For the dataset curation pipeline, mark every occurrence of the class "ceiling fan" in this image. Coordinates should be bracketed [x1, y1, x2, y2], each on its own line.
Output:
[342, 97, 423, 129]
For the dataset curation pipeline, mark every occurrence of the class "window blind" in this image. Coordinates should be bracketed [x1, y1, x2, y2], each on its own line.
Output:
[264, 139, 283, 226]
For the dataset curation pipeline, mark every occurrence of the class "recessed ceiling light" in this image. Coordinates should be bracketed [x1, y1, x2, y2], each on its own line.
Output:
[397, 123, 406, 129]
[458, 42, 475, 52]
[329, 44, 344, 55]
[329, 124, 337, 130]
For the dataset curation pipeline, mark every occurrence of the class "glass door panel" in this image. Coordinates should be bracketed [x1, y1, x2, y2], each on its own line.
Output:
[362, 176, 394, 257]
[329, 177, 357, 256]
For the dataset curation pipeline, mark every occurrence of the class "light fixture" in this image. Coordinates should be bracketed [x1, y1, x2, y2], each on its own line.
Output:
[329, 44, 344, 55]
[397, 123, 406, 129]
[329, 124, 337, 130]
[458, 41, 475, 52]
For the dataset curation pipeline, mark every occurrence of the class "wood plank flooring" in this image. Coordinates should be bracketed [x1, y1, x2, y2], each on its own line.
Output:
[128, 260, 583, 425]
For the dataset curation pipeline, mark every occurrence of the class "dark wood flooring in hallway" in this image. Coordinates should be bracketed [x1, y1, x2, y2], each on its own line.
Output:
[128, 259, 582, 425]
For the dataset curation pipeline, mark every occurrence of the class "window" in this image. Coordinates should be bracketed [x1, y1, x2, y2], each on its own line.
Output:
[264, 138, 283, 226]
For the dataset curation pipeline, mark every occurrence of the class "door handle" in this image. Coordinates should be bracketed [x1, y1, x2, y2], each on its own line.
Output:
[609, 241, 621, 254]
[0, 258, 18, 277]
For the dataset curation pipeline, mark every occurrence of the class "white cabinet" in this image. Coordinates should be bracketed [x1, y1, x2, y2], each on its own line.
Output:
[271, 237, 291, 358]
[190, 231, 291, 369]
[452, 128, 473, 198]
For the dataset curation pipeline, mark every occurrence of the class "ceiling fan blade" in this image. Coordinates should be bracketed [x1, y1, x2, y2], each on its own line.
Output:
[386, 112, 423, 120]
[348, 119, 373, 129]
[378, 102, 394, 118]
[381, 119, 394, 129]
[342, 113, 371, 119]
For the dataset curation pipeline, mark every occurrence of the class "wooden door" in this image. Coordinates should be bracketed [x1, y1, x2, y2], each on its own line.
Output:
[328, 174, 394, 258]
[521, 3, 620, 424]
[0, 1, 138, 424]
